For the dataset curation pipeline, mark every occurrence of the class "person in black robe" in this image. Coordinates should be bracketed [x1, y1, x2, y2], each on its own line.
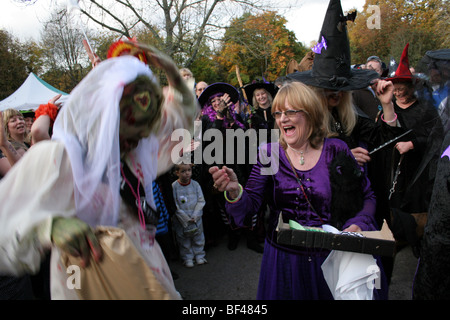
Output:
[412, 129, 450, 299]
[197, 83, 261, 252]
[375, 44, 444, 257]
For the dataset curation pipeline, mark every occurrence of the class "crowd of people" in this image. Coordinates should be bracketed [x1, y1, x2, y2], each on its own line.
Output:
[0, 0, 448, 300]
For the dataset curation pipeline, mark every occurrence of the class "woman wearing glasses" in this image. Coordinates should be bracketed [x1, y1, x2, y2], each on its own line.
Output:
[284, 4, 404, 290]
[209, 81, 388, 299]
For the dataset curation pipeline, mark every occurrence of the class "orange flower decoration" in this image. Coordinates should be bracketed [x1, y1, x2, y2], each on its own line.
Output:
[107, 37, 148, 64]
[34, 103, 59, 123]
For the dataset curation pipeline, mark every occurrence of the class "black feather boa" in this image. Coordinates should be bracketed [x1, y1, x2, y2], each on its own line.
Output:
[328, 151, 364, 230]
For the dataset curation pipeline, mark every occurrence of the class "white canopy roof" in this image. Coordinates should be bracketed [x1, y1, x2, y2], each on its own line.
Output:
[0, 73, 69, 112]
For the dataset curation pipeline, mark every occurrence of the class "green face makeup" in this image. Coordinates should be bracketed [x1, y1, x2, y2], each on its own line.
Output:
[119, 75, 163, 153]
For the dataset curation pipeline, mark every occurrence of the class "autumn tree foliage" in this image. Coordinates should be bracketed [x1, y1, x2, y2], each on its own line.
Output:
[348, 0, 449, 68]
[214, 11, 307, 86]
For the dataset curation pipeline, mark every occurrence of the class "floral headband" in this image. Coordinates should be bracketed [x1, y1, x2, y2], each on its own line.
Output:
[107, 37, 148, 64]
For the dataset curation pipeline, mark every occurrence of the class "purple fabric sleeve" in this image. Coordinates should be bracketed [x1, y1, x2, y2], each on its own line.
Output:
[226, 138, 377, 234]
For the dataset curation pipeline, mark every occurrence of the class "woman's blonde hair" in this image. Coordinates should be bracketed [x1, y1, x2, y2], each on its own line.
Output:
[252, 88, 273, 109]
[310, 87, 357, 137]
[2, 108, 24, 140]
[272, 81, 327, 149]
[179, 68, 193, 78]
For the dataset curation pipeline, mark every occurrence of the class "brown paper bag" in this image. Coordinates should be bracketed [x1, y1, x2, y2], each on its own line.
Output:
[60, 226, 176, 300]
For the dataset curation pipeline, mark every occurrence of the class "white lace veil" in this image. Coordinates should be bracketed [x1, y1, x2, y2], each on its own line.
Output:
[52, 56, 160, 227]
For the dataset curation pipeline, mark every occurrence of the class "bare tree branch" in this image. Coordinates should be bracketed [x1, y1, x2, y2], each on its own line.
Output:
[85, 0, 133, 37]
[79, 0, 277, 66]
[116, 0, 163, 45]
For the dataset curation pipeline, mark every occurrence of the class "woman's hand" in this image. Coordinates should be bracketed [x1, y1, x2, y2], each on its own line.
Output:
[395, 141, 414, 155]
[375, 80, 394, 105]
[209, 166, 240, 198]
[49, 94, 63, 109]
[375, 80, 397, 126]
[351, 147, 371, 167]
[51, 217, 103, 268]
[216, 93, 231, 117]
[83, 39, 101, 68]
[124, 40, 180, 86]
[124, 39, 198, 122]
[343, 224, 362, 233]
[221, 93, 231, 107]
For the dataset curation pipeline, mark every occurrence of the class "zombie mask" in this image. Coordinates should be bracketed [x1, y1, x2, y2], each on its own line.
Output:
[119, 75, 163, 153]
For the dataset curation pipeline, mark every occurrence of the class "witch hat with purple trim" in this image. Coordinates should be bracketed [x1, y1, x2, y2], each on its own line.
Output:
[197, 82, 240, 108]
[286, 0, 378, 91]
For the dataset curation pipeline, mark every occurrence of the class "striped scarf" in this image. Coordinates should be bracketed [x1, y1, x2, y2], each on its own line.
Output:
[152, 181, 170, 235]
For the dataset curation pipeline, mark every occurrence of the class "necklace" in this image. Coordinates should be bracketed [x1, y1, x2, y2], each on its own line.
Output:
[120, 155, 146, 230]
[287, 143, 308, 165]
[331, 108, 344, 135]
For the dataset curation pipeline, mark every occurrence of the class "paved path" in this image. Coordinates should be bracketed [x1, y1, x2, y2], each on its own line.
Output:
[169, 236, 418, 300]
[170, 236, 262, 300]
[389, 245, 418, 300]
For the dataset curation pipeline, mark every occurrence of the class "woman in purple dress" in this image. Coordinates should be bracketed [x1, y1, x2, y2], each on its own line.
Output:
[209, 81, 388, 300]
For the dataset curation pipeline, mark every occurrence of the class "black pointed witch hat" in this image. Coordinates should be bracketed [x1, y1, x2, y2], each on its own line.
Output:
[286, 0, 379, 91]
[197, 82, 240, 108]
[243, 81, 278, 105]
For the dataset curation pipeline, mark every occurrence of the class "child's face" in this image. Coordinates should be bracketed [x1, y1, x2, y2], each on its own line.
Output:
[176, 165, 192, 183]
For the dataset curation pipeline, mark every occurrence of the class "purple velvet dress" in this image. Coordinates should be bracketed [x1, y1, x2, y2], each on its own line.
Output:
[226, 138, 387, 300]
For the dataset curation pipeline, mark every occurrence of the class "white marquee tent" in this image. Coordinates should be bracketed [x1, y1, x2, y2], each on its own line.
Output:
[0, 73, 69, 112]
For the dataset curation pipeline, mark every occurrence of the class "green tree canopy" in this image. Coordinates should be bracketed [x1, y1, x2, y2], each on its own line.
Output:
[0, 30, 28, 100]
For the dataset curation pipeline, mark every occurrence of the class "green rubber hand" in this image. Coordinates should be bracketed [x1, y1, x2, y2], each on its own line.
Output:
[51, 217, 102, 267]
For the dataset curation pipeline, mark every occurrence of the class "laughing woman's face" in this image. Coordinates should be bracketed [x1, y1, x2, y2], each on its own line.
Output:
[275, 98, 310, 149]
[393, 83, 415, 105]
[254, 89, 269, 107]
[7, 114, 26, 140]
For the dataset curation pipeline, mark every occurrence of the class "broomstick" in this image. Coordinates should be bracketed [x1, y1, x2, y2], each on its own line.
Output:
[235, 65, 247, 101]
[235, 65, 252, 126]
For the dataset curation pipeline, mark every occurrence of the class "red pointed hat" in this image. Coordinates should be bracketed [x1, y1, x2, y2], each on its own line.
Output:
[385, 43, 414, 83]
